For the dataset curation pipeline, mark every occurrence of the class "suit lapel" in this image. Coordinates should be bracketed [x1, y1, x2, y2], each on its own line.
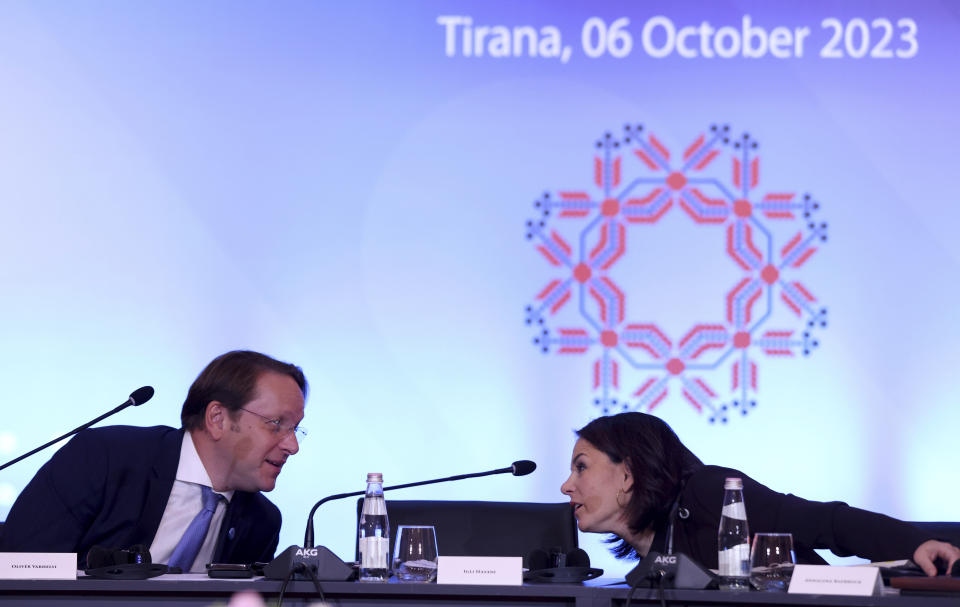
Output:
[131, 428, 182, 546]
[216, 492, 253, 562]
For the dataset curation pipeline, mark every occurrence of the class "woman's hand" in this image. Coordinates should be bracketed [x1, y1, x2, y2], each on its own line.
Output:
[913, 539, 960, 576]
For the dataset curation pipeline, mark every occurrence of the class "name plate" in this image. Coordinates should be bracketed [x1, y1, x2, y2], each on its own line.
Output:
[0, 553, 77, 580]
[788, 564, 882, 596]
[437, 556, 522, 586]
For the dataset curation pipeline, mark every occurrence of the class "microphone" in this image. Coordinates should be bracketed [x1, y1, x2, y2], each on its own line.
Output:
[264, 460, 537, 581]
[128, 386, 155, 407]
[511, 460, 536, 476]
[0, 386, 154, 473]
[302, 460, 537, 548]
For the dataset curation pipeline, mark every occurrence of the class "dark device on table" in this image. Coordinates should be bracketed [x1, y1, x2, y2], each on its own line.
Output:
[84, 544, 168, 580]
[524, 547, 603, 583]
[882, 558, 960, 582]
[207, 563, 256, 579]
[207, 563, 255, 578]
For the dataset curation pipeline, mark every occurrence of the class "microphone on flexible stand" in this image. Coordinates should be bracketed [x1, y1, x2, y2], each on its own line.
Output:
[263, 460, 537, 581]
[0, 386, 154, 473]
[303, 459, 536, 548]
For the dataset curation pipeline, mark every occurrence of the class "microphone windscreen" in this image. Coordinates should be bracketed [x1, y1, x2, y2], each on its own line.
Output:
[565, 548, 591, 568]
[511, 460, 537, 476]
[129, 386, 154, 406]
[525, 548, 549, 571]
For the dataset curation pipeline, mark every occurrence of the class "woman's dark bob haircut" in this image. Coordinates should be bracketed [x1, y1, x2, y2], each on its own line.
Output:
[576, 412, 703, 558]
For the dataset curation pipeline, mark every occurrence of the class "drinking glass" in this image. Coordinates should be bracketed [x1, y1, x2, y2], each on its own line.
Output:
[393, 525, 439, 582]
[750, 533, 795, 592]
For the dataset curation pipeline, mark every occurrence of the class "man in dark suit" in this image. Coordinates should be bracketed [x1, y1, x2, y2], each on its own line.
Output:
[0, 350, 307, 571]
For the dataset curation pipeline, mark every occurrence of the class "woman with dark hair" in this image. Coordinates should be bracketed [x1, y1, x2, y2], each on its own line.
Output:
[560, 412, 959, 575]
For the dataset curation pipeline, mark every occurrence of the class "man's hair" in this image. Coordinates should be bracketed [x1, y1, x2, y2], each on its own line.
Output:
[180, 350, 307, 430]
[576, 412, 703, 559]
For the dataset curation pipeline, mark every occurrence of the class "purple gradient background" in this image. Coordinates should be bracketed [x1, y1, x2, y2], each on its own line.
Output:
[0, 1, 957, 575]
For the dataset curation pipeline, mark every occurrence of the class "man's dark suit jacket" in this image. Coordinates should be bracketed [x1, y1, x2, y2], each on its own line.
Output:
[0, 425, 281, 567]
[649, 465, 933, 568]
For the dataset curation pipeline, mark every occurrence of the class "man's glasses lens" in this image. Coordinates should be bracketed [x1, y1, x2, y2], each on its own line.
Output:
[240, 408, 306, 442]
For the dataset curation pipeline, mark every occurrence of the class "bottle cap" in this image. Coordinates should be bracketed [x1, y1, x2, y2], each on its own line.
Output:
[724, 477, 743, 490]
[366, 473, 383, 483]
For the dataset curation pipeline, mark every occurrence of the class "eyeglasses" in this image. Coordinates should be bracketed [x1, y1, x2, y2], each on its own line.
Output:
[238, 408, 307, 442]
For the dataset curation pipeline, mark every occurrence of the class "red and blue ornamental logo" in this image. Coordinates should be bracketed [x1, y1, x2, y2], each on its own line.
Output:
[524, 124, 828, 424]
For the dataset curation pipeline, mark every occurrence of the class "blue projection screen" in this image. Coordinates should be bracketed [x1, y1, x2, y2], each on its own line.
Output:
[0, 1, 958, 577]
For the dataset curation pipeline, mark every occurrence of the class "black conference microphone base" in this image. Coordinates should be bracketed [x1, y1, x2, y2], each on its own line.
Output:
[263, 545, 354, 581]
[626, 551, 717, 589]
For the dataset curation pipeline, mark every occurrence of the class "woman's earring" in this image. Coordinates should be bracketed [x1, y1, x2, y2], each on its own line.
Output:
[616, 488, 627, 508]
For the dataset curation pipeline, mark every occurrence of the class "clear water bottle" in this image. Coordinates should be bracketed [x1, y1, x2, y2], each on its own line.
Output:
[717, 477, 750, 590]
[358, 472, 390, 582]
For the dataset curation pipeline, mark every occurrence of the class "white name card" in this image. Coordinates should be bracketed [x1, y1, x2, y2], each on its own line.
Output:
[437, 556, 522, 586]
[788, 564, 882, 596]
[0, 553, 77, 580]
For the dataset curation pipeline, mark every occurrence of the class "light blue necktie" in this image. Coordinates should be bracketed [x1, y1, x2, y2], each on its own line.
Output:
[168, 485, 223, 571]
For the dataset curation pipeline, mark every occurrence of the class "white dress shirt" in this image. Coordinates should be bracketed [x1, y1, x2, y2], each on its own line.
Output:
[149, 432, 234, 572]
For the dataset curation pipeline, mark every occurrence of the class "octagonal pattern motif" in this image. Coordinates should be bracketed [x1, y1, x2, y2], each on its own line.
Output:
[524, 124, 829, 424]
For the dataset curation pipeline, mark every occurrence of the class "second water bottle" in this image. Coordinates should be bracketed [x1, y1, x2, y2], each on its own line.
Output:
[717, 476, 750, 590]
[358, 472, 391, 582]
